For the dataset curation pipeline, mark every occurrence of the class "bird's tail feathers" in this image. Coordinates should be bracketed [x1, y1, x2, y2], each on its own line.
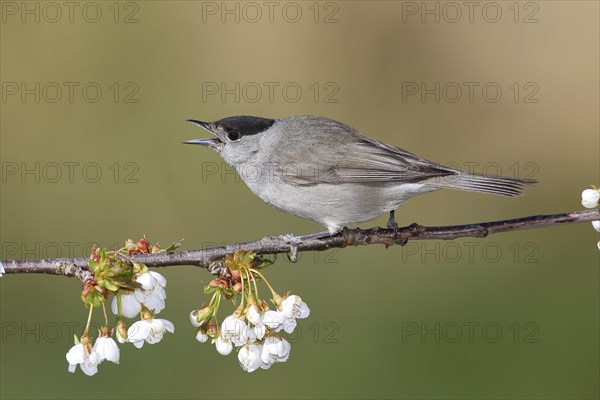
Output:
[424, 171, 537, 197]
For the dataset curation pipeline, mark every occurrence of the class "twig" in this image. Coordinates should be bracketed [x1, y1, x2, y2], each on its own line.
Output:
[1, 210, 598, 279]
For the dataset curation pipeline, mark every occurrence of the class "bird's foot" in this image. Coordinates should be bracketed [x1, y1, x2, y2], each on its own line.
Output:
[280, 230, 331, 263]
[387, 210, 398, 230]
[281, 234, 302, 263]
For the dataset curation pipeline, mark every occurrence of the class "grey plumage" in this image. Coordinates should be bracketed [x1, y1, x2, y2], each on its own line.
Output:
[185, 115, 536, 233]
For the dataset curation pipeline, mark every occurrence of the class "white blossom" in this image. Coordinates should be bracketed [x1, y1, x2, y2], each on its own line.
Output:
[111, 293, 142, 319]
[127, 318, 174, 348]
[0, 262, 5, 278]
[191, 290, 310, 372]
[592, 220, 600, 232]
[189, 310, 204, 327]
[238, 342, 263, 373]
[244, 305, 267, 339]
[261, 336, 291, 366]
[221, 315, 249, 346]
[66, 342, 99, 376]
[93, 336, 120, 364]
[215, 335, 233, 355]
[110, 272, 168, 318]
[137, 270, 167, 289]
[247, 305, 261, 325]
[281, 318, 297, 334]
[195, 329, 209, 343]
[252, 323, 266, 340]
[134, 271, 167, 314]
[281, 295, 310, 319]
[261, 296, 309, 334]
[262, 310, 285, 332]
[582, 189, 600, 208]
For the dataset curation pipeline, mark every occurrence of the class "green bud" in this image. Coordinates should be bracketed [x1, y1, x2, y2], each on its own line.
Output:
[88, 260, 101, 274]
[164, 240, 183, 253]
[193, 306, 213, 326]
[125, 239, 137, 252]
[105, 260, 135, 281]
[133, 263, 148, 275]
[101, 279, 119, 292]
[81, 284, 106, 308]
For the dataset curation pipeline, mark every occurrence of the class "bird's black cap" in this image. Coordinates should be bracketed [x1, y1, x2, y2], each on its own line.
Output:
[215, 116, 275, 136]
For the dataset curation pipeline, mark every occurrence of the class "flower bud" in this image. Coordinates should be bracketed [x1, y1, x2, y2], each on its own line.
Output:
[206, 317, 219, 338]
[196, 327, 209, 343]
[81, 283, 106, 307]
[97, 285, 109, 301]
[89, 245, 97, 259]
[247, 304, 262, 325]
[116, 319, 128, 344]
[582, 188, 600, 209]
[137, 238, 149, 253]
[151, 244, 161, 254]
[125, 239, 137, 251]
[215, 335, 233, 355]
[190, 306, 213, 327]
[89, 245, 100, 262]
[209, 278, 229, 289]
[81, 282, 94, 298]
[233, 282, 243, 292]
[229, 268, 241, 282]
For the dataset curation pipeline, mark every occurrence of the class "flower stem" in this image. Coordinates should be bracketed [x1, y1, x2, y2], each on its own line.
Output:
[250, 270, 259, 300]
[213, 292, 222, 320]
[102, 302, 109, 328]
[116, 292, 123, 318]
[241, 264, 259, 300]
[84, 304, 94, 335]
[249, 268, 276, 296]
[208, 291, 218, 308]
[239, 269, 246, 309]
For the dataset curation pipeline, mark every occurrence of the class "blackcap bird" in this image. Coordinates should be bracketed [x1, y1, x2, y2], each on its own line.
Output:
[184, 115, 536, 234]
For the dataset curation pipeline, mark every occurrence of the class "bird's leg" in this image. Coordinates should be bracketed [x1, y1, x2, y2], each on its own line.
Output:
[281, 234, 301, 263]
[387, 210, 398, 230]
[280, 230, 332, 263]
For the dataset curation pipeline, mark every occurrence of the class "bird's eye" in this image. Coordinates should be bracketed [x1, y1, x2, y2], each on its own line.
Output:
[227, 131, 241, 142]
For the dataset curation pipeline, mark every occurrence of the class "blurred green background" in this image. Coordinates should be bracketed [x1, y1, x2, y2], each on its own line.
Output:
[1, 1, 598, 399]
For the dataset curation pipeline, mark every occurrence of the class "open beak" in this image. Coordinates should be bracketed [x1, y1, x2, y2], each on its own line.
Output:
[183, 119, 222, 148]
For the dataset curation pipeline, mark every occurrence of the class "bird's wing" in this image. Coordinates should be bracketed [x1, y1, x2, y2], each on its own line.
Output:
[273, 126, 455, 186]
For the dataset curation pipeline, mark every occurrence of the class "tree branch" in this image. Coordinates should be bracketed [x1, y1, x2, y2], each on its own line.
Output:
[2, 210, 598, 279]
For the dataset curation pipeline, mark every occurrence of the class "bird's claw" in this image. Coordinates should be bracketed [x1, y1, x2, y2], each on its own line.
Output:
[387, 210, 398, 230]
[281, 234, 302, 263]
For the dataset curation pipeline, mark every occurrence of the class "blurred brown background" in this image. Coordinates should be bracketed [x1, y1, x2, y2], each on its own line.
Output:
[1, 1, 598, 398]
